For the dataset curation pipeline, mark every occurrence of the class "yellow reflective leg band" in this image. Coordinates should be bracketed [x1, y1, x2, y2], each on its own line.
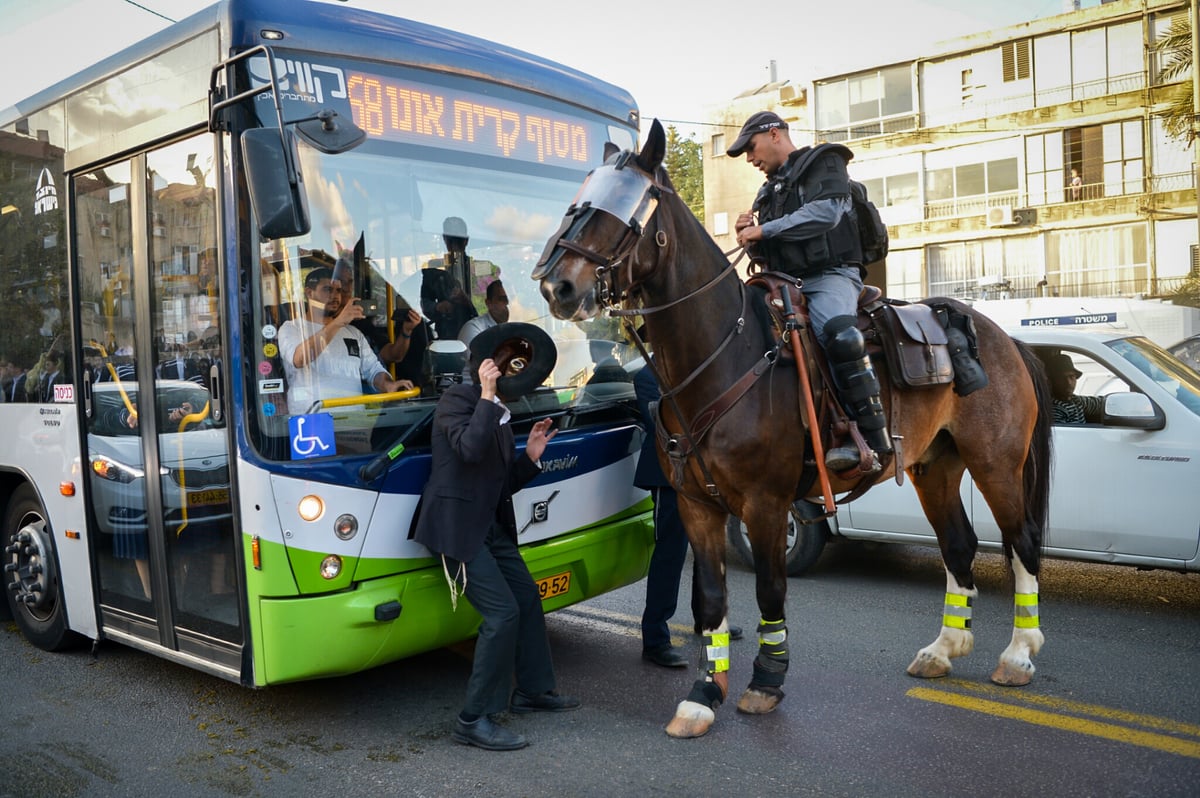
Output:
[757, 618, 787, 657]
[704, 632, 730, 673]
[1013, 592, 1039, 629]
[942, 592, 973, 630]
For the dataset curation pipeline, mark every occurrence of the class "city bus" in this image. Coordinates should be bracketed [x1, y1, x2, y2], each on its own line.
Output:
[0, 0, 652, 686]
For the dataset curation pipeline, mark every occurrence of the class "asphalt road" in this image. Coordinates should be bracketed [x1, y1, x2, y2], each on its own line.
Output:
[2, 539, 1198, 797]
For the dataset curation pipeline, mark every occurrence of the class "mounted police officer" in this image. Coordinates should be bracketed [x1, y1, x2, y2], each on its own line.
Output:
[728, 111, 891, 471]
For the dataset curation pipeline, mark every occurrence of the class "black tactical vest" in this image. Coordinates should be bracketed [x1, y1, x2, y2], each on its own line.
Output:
[751, 144, 862, 277]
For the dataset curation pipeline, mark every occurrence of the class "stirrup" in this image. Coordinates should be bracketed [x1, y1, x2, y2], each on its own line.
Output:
[824, 446, 860, 472]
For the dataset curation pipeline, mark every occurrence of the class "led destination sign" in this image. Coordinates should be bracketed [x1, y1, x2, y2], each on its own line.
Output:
[251, 54, 605, 168]
[345, 71, 592, 166]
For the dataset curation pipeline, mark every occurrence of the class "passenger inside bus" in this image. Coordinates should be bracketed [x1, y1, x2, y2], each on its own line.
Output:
[420, 217, 478, 340]
[276, 266, 413, 415]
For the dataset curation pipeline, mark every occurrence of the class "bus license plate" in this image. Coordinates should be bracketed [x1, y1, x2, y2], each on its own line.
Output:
[187, 489, 230, 507]
[535, 571, 570, 601]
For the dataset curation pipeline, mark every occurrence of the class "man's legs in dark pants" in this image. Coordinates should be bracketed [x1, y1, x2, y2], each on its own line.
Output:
[456, 524, 555, 717]
[641, 487, 688, 651]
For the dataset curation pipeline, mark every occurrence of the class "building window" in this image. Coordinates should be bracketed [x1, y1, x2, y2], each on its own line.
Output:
[1001, 39, 1031, 82]
[815, 64, 913, 141]
[711, 133, 725, 158]
[1045, 224, 1148, 296]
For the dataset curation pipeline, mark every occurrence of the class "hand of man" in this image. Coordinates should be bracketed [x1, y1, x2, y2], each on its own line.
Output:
[736, 224, 763, 247]
[734, 211, 756, 233]
[478, 358, 500, 402]
[525, 417, 557, 463]
[400, 308, 421, 335]
[380, 378, 414, 394]
[333, 297, 365, 327]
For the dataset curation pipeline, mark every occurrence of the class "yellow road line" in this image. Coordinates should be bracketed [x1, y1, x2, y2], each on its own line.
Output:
[908, 686, 1200, 760]
[941, 678, 1200, 737]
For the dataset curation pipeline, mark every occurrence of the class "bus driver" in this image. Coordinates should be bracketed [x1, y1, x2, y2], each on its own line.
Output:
[277, 267, 412, 415]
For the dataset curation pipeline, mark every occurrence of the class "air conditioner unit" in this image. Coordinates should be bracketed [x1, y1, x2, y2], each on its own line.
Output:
[986, 205, 1015, 227]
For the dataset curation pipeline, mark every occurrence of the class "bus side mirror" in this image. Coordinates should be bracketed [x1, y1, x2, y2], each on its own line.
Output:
[241, 127, 310, 239]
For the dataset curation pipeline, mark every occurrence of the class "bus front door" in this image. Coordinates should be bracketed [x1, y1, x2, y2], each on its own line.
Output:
[78, 136, 242, 675]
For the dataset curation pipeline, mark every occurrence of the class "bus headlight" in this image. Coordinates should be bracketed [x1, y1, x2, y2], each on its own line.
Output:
[334, 513, 358, 541]
[298, 495, 324, 522]
[319, 555, 342, 580]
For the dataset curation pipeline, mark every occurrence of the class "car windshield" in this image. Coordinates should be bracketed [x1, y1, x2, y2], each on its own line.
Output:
[1108, 337, 1200, 418]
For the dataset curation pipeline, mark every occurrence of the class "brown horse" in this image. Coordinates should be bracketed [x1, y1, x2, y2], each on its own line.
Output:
[534, 120, 1052, 739]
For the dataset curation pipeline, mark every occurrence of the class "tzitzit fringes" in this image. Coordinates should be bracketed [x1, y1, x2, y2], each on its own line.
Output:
[701, 632, 730, 674]
[1013, 592, 1039, 629]
[942, 592, 973, 630]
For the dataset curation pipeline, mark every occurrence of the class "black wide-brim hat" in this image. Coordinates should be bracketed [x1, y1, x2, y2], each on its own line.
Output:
[469, 322, 557, 398]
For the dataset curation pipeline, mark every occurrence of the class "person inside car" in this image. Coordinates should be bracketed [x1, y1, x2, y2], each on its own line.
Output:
[1046, 353, 1103, 424]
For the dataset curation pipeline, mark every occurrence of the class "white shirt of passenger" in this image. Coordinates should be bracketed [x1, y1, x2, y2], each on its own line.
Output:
[277, 318, 388, 415]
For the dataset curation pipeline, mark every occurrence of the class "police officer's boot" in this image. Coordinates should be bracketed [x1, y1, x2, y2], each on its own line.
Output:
[823, 315, 891, 472]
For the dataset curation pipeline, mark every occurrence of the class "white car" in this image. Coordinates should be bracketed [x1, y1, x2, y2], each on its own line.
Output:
[88, 380, 231, 541]
[729, 328, 1200, 575]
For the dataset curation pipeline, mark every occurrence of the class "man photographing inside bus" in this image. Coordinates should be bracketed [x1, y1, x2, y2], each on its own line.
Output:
[277, 266, 412, 415]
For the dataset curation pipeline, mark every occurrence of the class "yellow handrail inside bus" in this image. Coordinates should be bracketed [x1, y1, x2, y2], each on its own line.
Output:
[174, 400, 212, 537]
[308, 386, 420, 412]
[89, 339, 138, 423]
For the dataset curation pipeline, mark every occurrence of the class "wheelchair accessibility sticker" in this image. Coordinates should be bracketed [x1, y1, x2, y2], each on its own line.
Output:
[289, 413, 335, 459]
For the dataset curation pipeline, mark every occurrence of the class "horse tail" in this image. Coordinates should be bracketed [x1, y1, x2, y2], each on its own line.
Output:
[1016, 339, 1053, 563]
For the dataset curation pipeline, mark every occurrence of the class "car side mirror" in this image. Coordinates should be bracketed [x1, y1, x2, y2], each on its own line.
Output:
[1101, 392, 1165, 430]
[241, 127, 310, 240]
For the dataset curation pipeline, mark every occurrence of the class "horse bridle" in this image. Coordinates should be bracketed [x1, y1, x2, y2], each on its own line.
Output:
[536, 150, 764, 509]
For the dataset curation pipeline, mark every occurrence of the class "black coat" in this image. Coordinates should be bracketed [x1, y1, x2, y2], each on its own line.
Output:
[633, 365, 671, 490]
[412, 383, 541, 562]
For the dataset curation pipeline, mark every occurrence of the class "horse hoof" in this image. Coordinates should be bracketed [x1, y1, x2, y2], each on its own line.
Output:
[990, 660, 1034, 686]
[736, 687, 784, 715]
[906, 652, 951, 679]
[665, 701, 715, 739]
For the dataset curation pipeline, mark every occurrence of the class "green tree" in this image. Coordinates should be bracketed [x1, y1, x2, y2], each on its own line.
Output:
[1153, 15, 1194, 146]
[663, 125, 704, 222]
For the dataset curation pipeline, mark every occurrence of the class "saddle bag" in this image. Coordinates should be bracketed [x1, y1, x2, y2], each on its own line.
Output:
[871, 303, 953, 389]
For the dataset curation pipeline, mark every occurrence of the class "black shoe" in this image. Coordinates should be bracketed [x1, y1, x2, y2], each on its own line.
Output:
[824, 446, 860, 472]
[452, 716, 528, 751]
[509, 689, 581, 714]
[642, 645, 688, 668]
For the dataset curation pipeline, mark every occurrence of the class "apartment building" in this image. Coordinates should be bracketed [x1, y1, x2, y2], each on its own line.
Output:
[703, 0, 1196, 304]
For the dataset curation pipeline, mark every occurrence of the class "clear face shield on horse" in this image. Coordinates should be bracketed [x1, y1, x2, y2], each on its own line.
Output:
[532, 154, 661, 304]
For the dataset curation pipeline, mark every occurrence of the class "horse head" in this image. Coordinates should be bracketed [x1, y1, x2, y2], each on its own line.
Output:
[534, 119, 675, 321]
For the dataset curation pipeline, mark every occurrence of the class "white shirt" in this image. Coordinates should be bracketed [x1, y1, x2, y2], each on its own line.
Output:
[278, 318, 388, 415]
[457, 312, 499, 346]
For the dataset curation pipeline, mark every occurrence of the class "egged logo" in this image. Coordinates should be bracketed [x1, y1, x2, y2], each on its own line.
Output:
[248, 55, 348, 105]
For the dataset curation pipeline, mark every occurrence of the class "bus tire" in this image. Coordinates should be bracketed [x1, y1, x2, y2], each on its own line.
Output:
[3, 484, 80, 651]
[726, 500, 828, 577]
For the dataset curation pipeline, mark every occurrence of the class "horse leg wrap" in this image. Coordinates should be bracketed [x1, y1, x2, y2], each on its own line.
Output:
[1013, 592, 1039, 629]
[686, 679, 725, 711]
[752, 619, 789, 689]
[702, 632, 731, 674]
[943, 592, 973, 630]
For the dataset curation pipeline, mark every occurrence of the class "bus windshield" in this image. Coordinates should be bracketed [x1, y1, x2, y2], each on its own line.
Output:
[247, 54, 638, 461]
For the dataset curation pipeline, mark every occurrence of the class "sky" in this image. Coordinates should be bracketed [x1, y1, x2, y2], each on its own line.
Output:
[0, 0, 1067, 139]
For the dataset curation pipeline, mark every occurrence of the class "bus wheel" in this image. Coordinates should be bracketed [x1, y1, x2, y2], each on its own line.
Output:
[3, 484, 80, 651]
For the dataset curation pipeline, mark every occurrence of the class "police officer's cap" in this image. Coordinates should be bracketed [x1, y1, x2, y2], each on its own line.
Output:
[726, 111, 787, 157]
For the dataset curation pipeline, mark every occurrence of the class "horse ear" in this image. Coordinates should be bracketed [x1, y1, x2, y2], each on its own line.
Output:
[636, 119, 666, 173]
[603, 141, 621, 162]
